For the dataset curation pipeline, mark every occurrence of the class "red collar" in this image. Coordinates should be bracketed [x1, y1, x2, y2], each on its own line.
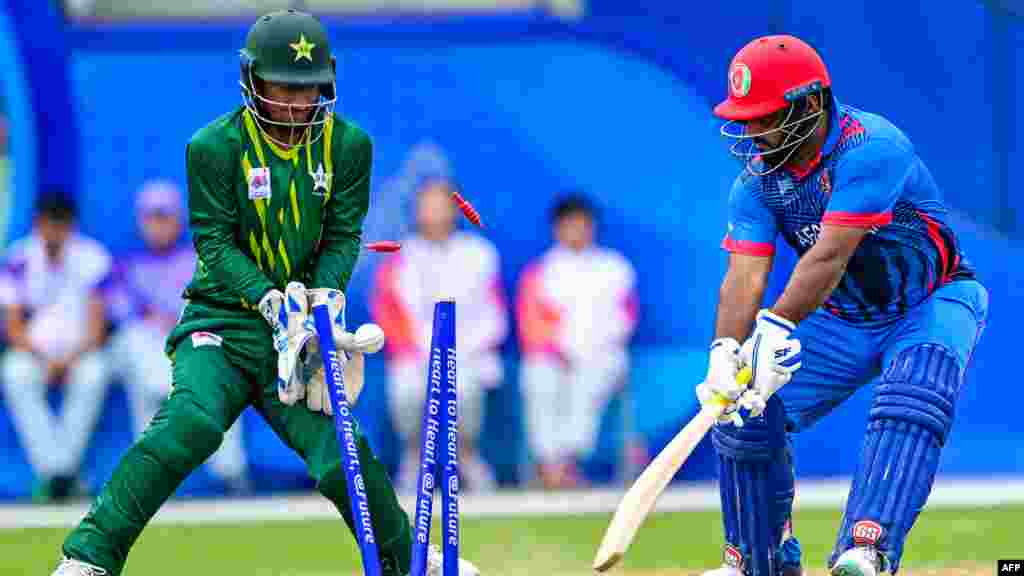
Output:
[784, 151, 823, 180]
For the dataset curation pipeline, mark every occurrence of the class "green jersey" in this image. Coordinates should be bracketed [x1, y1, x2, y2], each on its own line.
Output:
[168, 107, 370, 360]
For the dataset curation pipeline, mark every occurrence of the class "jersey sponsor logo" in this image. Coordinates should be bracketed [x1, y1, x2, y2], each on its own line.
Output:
[852, 520, 884, 546]
[794, 222, 821, 248]
[191, 331, 223, 348]
[248, 167, 272, 200]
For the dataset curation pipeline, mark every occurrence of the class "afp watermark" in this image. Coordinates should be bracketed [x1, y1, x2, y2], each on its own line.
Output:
[999, 560, 1023, 575]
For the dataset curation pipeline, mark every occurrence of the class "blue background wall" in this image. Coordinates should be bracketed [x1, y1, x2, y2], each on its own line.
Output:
[0, 0, 1021, 498]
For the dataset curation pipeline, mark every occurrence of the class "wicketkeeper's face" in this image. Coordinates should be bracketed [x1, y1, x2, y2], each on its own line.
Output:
[260, 81, 321, 125]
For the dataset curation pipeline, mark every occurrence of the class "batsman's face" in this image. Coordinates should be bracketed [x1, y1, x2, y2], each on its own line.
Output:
[261, 81, 320, 124]
[416, 182, 457, 241]
[555, 211, 594, 252]
[141, 211, 181, 251]
[744, 107, 789, 150]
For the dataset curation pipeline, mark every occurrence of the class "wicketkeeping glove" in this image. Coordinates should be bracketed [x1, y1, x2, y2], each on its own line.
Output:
[259, 282, 316, 407]
[302, 288, 386, 415]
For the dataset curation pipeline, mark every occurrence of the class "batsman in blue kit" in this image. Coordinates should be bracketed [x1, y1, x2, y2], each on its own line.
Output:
[695, 35, 988, 576]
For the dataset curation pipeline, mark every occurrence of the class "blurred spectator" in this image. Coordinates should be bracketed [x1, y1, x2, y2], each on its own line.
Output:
[517, 193, 637, 489]
[0, 191, 112, 502]
[372, 177, 508, 492]
[107, 180, 249, 493]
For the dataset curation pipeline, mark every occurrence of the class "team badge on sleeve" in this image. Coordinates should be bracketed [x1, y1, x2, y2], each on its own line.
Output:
[248, 167, 272, 200]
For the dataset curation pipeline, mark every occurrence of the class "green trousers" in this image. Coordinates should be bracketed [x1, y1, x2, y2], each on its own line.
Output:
[62, 333, 412, 575]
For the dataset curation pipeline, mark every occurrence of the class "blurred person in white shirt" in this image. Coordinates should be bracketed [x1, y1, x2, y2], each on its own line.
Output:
[372, 177, 508, 492]
[0, 192, 112, 501]
[517, 193, 638, 489]
[106, 180, 249, 493]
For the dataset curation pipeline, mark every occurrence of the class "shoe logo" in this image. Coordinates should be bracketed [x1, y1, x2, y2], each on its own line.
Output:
[723, 544, 745, 570]
[852, 520, 884, 546]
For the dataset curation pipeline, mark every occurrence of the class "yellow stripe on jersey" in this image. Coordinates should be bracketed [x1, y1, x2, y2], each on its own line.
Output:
[242, 150, 268, 225]
[289, 180, 301, 229]
[242, 151, 253, 183]
[242, 149, 275, 273]
[249, 230, 263, 270]
[277, 237, 292, 278]
[264, 138, 296, 162]
[242, 110, 268, 167]
[305, 128, 313, 173]
[322, 117, 334, 205]
[262, 233, 276, 271]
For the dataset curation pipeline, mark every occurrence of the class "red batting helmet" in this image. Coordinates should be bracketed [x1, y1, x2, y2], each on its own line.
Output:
[714, 35, 831, 121]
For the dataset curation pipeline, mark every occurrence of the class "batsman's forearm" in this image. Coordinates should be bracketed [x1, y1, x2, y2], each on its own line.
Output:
[713, 273, 764, 343]
[771, 254, 846, 324]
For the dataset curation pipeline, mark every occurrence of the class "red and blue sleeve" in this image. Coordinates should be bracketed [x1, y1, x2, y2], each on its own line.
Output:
[822, 139, 912, 228]
[721, 176, 778, 257]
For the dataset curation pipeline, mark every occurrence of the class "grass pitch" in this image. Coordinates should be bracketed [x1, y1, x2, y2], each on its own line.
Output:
[3, 505, 1019, 575]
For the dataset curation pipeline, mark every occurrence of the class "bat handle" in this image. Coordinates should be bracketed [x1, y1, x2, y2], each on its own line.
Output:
[736, 366, 753, 386]
[709, 366, 754, 418]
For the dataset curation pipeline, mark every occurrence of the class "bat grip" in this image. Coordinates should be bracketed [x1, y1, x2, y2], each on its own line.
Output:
[709, 366, 753, 415]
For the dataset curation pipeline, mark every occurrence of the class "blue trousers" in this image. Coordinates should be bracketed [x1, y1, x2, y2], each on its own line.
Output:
[781, 279, 987, 433]
[714, 279, 988, 575]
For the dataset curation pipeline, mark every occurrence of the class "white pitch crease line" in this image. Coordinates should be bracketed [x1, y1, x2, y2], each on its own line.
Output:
[1, 477, 1022, 530]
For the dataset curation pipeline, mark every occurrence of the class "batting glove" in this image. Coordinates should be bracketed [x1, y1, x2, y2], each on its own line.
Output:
[738, 309, 802, 418]
[695, 337, 747, 427]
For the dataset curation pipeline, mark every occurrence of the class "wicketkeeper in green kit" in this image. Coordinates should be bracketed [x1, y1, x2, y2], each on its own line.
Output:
[52, 10, 479, 576]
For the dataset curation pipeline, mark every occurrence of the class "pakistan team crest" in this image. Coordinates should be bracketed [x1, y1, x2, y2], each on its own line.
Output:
[310, 162, 331, 196]
[289, 34, 315, 62]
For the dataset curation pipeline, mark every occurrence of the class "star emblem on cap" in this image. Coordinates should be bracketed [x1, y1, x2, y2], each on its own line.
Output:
[290, 34, 315, 63]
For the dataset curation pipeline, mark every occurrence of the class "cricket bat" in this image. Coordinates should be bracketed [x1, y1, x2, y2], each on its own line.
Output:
[592, 367, 753, 572]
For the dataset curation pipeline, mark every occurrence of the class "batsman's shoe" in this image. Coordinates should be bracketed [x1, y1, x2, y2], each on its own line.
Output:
[701, 544, 745, 576]
[831, 546, 888, 576]
[51, 557, 108, 575]
[426, 544, 481, 576]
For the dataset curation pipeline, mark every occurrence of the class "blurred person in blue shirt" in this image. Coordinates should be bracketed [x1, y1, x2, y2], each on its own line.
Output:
[107, 180, 249, 493]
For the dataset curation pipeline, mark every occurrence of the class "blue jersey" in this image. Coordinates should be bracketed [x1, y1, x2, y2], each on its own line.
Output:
[721, 96, 974, 324]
